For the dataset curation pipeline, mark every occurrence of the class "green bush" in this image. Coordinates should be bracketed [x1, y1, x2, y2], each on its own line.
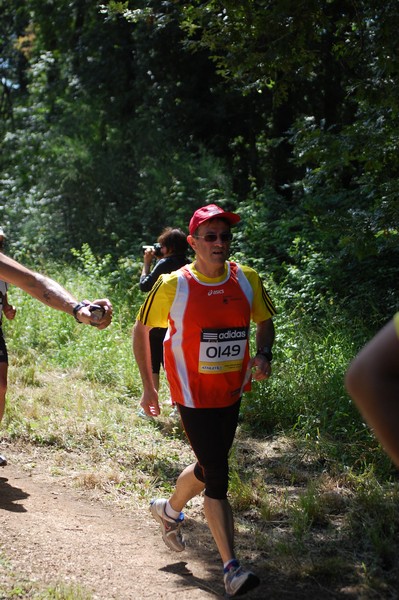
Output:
[3, 254, 393, 478]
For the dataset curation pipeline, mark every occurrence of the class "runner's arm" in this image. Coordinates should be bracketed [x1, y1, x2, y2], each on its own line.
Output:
[252, 318, 275, 381]
[345, 317, 399, 467]
[0, 253, 112, 329]
[132, 320, 160, 416]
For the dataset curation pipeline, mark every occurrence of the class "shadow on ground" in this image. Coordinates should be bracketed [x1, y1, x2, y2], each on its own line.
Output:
[0, 476, 29, 512]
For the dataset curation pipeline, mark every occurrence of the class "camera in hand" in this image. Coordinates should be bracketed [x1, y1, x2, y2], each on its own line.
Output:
[142, 243, 163, 258]
[89, 304, 105, 327]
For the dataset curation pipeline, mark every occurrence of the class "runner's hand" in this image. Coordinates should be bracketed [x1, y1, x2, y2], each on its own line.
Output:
[140, 389, 160, 417]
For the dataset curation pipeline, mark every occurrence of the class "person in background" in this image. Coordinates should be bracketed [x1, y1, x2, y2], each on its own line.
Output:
[133, 204, 276, 598]
[139, 227, 189, 393]
[345, 313, 399, 468]
[0, 228, 17, 466]
[0, 237, 113, 467]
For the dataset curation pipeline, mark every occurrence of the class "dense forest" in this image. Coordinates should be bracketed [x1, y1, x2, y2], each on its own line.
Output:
[1, 0, 398, 326]
[2, 8, 399, 593]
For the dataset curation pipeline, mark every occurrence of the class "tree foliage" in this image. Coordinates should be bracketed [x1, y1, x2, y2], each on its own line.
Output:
[0, 0, 398, 323]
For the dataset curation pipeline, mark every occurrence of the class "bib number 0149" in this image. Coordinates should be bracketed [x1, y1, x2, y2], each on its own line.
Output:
[205, 344, 241, 359]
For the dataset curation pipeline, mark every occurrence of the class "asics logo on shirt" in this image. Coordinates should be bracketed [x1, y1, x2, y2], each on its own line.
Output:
[208, 289, 224, 296]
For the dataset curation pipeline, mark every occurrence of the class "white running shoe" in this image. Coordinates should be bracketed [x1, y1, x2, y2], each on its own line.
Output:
[150, 498, 185, 552]
[224, 565, 260, 597]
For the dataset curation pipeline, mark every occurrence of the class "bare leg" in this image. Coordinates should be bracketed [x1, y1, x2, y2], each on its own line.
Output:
[152, 372, 160, 392]
[169, 463, 205, 512]
[204, 496, 235, 564]
[169, 463, 235, 564]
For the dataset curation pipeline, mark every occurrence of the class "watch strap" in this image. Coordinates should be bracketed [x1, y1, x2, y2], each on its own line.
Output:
[256, 346, 273, 362]
[73, 301, 90, 323]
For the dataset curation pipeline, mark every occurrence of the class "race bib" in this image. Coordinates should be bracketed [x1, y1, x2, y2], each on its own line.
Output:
[199, 327, 248, 374]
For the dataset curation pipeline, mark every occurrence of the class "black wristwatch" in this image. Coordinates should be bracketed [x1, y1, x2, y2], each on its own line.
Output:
[256, 346, 273, 362]
[73, 301, 89, 323]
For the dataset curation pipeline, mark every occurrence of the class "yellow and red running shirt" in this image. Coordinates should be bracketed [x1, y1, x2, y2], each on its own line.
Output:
[136, 261, 276, 408]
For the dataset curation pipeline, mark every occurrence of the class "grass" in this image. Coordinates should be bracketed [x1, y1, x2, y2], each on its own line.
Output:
[1, 261, 399, 597]
[0, 549, 91, 599]
[0, 566, 93, 600]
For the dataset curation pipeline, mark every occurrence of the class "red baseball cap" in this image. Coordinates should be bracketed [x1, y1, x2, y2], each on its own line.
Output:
[189, 204, 241, 235]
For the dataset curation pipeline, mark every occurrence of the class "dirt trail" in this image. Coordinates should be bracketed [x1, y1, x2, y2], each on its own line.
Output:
[0, 446, 355, 600]
[0, 456, 269, 599]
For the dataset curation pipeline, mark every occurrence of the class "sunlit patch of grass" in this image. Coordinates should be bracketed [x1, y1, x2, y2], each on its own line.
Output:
[259, 492, 274, 522]
[2, 266, 399, 598]
[258, 489, 290, 526]
[75, 470, 123, 491]
[4, 360, 195, 508]
[288, 484, 325, 542]
[9, 361, 41, 388]
[0, 550, 93, 600]
[317, 473, 352, 514]
[37, 583, 93, 599]
[346, 470, 399, 570]
[229, 469, 257, 511]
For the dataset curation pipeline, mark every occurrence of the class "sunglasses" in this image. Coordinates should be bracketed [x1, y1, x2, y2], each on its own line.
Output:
[194, 232, 233, 243]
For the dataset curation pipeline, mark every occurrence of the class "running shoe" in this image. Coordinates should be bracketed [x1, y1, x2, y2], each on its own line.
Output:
[224, 565, 260, 597]
[150, 498, 185, 552]
[0, 454, 7, 467]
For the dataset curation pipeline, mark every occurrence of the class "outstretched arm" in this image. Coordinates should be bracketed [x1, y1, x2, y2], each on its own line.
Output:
[0, 253, 112, 329]
[345, 317, 399, 467]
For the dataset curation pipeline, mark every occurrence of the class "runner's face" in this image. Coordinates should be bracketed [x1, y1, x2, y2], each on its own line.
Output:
[189, 218, 231, 274]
